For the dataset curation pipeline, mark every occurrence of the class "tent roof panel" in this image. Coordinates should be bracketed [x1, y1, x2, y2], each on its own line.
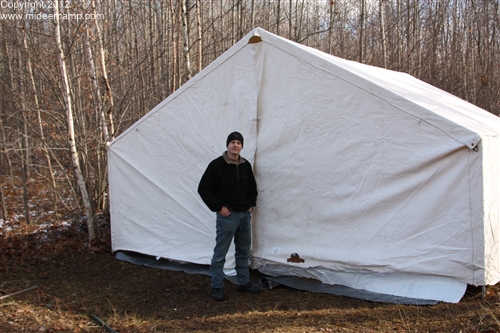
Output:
[252, 28, 498, 150]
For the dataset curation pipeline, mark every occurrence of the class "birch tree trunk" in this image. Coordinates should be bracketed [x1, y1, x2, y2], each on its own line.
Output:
[92, 0, 115, 141]
[177, 1, 182, 88]
[396, 0, 402, 70]
[196, 0, 202, 73]
[85, 29, 109, 144]
[250, 0, 255, 29]
[169, 0, 178, 92]
[379, 0, 388, 69]
[84, 25, 109, 212]
[181, 0, 192, 81]
[54, 1, 96, 242]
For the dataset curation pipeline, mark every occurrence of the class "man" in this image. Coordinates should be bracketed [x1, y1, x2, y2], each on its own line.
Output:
[198, 131, 260, 301]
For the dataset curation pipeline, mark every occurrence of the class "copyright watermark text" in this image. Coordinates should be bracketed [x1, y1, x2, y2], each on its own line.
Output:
[0, 1, 105, 20]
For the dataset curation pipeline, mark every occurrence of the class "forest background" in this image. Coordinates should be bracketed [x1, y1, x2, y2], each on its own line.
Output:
[0, 0, 499, 240]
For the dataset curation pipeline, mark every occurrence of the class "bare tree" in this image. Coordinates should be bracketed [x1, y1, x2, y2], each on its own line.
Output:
[196, 0, 202, 73]
[181, 0, 192, 81]
[359, 0, 366, 63]
[379, 0, 388, 68]
[276, 0, 281, 35]
[91, 0, 115, 142]
[53, 1, 96, 242]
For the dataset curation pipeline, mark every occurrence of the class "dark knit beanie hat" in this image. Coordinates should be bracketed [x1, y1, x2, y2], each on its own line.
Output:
[226, 131, 244, 147]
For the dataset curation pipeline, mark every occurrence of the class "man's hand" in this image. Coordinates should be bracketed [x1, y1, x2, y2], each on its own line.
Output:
[219, 206, 231, 217]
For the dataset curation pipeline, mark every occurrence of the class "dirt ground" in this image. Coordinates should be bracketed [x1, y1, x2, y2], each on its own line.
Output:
[1, 216, 500, 333]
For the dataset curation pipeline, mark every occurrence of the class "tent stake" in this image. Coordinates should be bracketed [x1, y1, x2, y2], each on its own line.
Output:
[90, 314, 117, 333]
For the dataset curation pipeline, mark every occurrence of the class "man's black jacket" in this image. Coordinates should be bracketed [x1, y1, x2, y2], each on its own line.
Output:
[198, 153, 257, 212]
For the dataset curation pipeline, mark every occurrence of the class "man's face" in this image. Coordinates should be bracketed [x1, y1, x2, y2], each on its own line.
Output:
[227, 140, 242, 155]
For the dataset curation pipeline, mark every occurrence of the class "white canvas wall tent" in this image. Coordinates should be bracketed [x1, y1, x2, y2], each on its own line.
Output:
[108, 28, 500, 304]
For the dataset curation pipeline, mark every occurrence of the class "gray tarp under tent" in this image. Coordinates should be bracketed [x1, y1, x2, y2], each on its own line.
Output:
[115, 251, 439, 305]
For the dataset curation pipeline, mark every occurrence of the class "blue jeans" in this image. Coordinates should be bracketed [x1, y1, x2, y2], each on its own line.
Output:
[210, 210, 252, 288]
